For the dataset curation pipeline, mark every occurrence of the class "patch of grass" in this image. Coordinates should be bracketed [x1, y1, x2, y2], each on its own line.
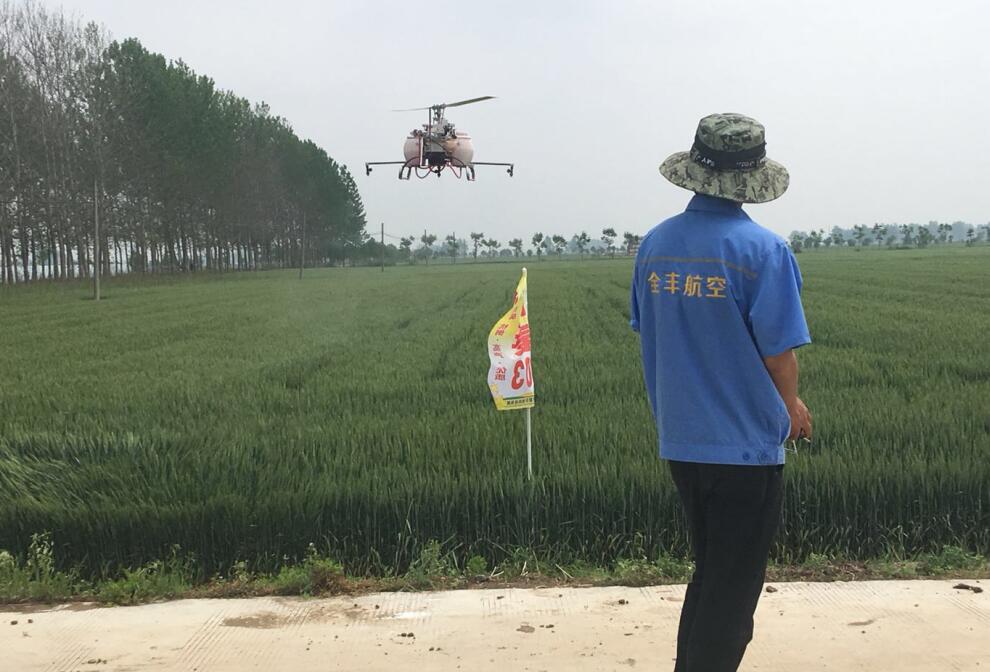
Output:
[655, 554, 695, 582]
[96, 546, 193, 605]
[555, 560, 610, 582]
[613, 558, 661, 585]
[918, 545, 986, 575]
[612, 554, 694, 586]
[0, 533, 81, 602]
[804, 552, 831, 573]
[261, 544, 347, 596]
[404, 540, 458, 589]
[465, 554, 489, 576]
[863, 558, 919, 579]
[493, 547, 545, 580]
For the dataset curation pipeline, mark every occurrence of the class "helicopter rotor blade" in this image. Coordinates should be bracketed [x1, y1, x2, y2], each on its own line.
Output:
[444, 96, 495, 108]
[391, 96, 495, 112]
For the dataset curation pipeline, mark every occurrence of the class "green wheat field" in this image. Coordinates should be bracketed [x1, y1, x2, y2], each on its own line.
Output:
[1, 247, 988, 576]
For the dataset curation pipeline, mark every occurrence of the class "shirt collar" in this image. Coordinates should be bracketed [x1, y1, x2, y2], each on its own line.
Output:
[685, 193, 746, 216]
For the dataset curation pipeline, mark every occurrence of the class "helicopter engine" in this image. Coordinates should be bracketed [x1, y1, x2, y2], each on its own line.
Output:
[403, 129, 474, 167]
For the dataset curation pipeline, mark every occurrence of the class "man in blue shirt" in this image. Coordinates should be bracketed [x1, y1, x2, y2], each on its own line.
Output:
[631, 113, 812, 672]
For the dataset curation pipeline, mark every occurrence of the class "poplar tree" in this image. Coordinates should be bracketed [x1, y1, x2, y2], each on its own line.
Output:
[0, 2, 366, 284]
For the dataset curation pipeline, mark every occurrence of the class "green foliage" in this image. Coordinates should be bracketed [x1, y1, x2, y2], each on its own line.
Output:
[492, 547, 547, 579]
[268, 565, 311, 595]
[789, 234, 803, 253]
[405, 541, 457, 587]
[613, 558, 657, 584]
[97, 546, 193, 604]
[0, 533, 80, 602]
[917, 546, 985, 575]
[803, 552, 830, 572]
[655, 554, 695, 581]
[531, 233, 545, 259]
[0, 550, 14, 575]
[0, 248, 988, 580]
[612, 554, 693, 585]
[614, 536, 693, 584]
[560, 560, 610, 582]
[266, 544, 345, 596]
[466, 555, 489, 576]
[863, 558, 919, 579]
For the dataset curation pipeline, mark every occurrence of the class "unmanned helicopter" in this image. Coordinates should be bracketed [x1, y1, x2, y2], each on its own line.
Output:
[365, 96, 514, 181]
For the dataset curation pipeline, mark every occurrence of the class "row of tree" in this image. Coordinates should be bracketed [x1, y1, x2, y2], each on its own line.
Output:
[369, 218, 990, 267]
[790, 222, 990, 252]
[0, 1, 366, 284]
[385, 228, 642, 265]
[306, 216, 990, 268]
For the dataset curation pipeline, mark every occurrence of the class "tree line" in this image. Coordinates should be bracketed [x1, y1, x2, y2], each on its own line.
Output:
[378, 228, 642, 265]
[789, 221, 990, 252]
[0, 1, 365, 285]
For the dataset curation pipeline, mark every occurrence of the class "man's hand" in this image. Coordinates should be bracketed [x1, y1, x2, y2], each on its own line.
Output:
[786, 397, 812, 441]
[763, 349, 812, 442]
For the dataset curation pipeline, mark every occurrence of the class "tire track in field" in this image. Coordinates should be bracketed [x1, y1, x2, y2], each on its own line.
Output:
[584, 283, 629, 323]
[173, 607, 231, 671]
[225, 599, 313, 672]
[392, 284, 483, 333]
[42, 607, 94, 672]
[430, 321, 479, 382]
[423, 284, 489, 381]
[945, 591, 990, 622]
[372, 592, 439, 654]
[264, 285, 485, 392]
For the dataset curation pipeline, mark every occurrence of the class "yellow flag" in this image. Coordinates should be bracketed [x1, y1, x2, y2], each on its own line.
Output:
[487, 269, 534, 411]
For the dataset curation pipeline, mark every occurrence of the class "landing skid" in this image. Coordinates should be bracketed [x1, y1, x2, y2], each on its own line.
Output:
[365, 159, 514, 181]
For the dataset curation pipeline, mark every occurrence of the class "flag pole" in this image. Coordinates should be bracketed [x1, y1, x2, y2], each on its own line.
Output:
[525, 406, 532, 480]
[523, 267, 532, 480]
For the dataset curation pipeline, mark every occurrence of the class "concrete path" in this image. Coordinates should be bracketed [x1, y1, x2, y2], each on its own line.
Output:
[3, 580, 987, 671]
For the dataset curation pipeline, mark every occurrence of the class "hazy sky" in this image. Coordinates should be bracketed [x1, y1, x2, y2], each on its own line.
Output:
[41, 0, 990, 242]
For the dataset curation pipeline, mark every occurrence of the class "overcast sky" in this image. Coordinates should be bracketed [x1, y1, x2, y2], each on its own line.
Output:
[42, 0, 990, 242]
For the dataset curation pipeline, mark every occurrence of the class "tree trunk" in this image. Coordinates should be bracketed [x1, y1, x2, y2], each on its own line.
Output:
[29, 229, 37, 280]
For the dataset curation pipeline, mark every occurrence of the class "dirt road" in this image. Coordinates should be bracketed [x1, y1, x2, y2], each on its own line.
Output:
[3, 580, 987, 671]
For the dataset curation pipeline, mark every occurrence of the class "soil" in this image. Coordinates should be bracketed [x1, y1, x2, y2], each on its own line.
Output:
[2, 580, 987, 671]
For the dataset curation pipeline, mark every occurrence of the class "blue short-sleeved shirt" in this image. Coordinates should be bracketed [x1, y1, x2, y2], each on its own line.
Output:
[630, 194, 811, 466]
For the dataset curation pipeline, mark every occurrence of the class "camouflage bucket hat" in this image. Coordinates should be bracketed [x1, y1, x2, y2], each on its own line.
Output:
[659, 113, 789, 204]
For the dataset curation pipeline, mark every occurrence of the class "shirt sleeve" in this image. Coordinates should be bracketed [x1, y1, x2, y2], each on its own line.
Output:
[747, 242, 811, 357]
[629, 266, 641, 332]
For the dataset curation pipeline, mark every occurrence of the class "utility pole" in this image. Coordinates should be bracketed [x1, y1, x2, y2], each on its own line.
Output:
[94, 178, 101, 302]
[380, 222, 385, 272]
[299, 212, 306, 280]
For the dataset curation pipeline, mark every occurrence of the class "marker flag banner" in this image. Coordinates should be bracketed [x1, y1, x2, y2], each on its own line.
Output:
[487, 269, 534, 411]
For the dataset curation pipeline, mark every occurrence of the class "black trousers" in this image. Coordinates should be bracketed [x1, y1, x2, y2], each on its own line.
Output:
[668, 460, 784, 672]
